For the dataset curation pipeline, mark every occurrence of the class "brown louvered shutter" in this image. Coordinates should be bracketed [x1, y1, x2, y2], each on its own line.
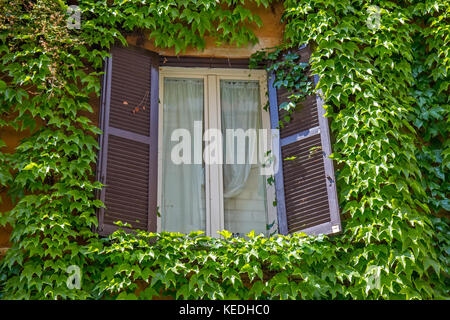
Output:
[268, 45, 341, 235]
[96, 46, 159, 235]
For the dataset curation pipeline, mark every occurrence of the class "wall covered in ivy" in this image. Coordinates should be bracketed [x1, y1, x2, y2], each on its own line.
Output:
[0, 0, 448, 299]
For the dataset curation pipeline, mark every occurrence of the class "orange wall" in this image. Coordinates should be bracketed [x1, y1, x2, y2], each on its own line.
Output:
[0, 3, 284, 253]
[127, 2, 284, 57]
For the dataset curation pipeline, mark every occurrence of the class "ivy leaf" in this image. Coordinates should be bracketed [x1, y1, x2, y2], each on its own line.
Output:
[217, 230, 232, 239]
[116, 292, 138, 300]
[23, 162, 38, 170]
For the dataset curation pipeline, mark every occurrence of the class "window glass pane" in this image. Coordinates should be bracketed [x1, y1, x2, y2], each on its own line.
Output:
[162, 78, 206, 233]
[220, 80, 268, 237]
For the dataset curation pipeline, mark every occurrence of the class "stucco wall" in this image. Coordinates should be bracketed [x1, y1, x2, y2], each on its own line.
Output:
[127, 2, 284, 57]
[0, 3, 284, 253]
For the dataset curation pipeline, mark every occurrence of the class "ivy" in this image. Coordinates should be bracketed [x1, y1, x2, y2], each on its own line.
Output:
[91, 226, 348, 300]
[0, 0, 448, 300]
[250, 46, 314, 126]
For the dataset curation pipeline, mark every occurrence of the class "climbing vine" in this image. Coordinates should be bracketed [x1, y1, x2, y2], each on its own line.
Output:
[250, 46, 314, 126]
[0, 0, 448, 300]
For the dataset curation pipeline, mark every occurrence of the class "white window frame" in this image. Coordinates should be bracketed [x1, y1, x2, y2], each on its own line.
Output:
[157, 67, 277, 237]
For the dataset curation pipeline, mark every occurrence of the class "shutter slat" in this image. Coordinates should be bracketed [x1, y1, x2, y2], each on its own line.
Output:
[108, 47, 153, 137]
[285, 189, 329, 204]
[104, 182, 150, 197]
[282, 165, 326, 178]
[278, 94, 319, 138]
[96, 46, 159, 235]
[287, 205, 331, 222]
[282, 167, 326, 184]
[289, 216, 331, 232]
[285, 196, 330, 214]
[268, 45, 341, 236]
[105, 166, 150, 181]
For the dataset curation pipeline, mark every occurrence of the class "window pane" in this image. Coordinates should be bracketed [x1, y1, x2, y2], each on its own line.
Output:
[220, 80, 268, 237]
[162, 78, 206, 233]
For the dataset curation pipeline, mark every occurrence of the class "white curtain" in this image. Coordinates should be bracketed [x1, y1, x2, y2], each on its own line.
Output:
[221, 80, 259, 198]
[161, 78, 205, 233]
[220, 80, 267, 236]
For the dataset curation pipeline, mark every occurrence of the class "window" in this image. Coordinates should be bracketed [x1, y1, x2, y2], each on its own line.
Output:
[96, 46, 341, 237]
[157, 68, 277, 237]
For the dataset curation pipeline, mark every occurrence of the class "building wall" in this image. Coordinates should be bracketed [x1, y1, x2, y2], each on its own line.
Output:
[0, 3, 284, 254]
[127, 2, 284, 57]
[0, 127, 24, 253]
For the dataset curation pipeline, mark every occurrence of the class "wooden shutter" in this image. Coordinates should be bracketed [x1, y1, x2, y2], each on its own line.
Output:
[268, 45, 341, 236]
[96, 46, 159, 235]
